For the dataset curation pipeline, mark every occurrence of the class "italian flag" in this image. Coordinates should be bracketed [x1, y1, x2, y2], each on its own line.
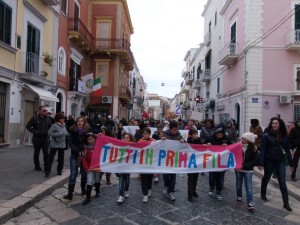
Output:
[92, 77, 102, 96]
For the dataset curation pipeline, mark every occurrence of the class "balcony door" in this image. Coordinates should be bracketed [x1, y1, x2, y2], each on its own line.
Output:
[26, 23, 40, 74]
[69, 59, 81, 91]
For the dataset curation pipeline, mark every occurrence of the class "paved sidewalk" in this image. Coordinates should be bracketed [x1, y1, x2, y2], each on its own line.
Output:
[0, 145, 299, 224]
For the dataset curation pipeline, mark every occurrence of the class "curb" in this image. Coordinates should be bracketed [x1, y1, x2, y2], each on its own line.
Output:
[0, 170, 70, 224]
[253, 168, 300, 201]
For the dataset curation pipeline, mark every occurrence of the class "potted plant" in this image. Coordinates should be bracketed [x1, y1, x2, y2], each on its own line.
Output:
[41, 70, 48, 77]
[42, 52, 54, 67]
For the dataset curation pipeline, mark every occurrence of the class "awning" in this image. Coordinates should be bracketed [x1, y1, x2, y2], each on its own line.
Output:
[25, 84, 59, 102]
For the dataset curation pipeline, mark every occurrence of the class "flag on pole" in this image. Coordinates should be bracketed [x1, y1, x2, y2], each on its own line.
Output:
[92, 77, 102, 96]
[81, 73, 93, 94]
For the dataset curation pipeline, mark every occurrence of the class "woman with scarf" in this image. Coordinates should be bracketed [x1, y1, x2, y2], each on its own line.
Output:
[258, 117, 294, 211]
[63, 116, 90, 200]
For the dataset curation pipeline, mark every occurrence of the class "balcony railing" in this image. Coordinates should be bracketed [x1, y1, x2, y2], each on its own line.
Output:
[42, 0, 59, 5]
[119, 86, 132, 101]
[219, 42, 239, 65]
[68, 18, 93, 47]
[200, 69, 211, 83]
[286, 29, 300, 50]
[204, 31, 211, 46]
[192, 79, 202, 89]
[180, 84, 191, 93]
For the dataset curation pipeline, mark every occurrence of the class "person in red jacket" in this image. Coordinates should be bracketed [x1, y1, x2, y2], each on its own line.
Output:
[82, 132, 101, 205]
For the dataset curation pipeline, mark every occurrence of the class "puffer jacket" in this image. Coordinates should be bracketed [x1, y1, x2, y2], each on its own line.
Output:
[258, 131, 293, 166]
[82, 145, 94, 172]
[164, 130, 183, 141]
[48, 122, 68, 149]
[69, 128, 89, 156]
[288, 124, 300, 151]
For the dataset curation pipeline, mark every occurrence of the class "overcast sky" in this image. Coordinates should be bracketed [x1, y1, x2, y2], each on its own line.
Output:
[127, 0, 206, 98]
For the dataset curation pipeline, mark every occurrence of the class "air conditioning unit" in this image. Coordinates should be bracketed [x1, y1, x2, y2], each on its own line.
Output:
[102, 96, 112, 104]
[279, 95, 291, 104]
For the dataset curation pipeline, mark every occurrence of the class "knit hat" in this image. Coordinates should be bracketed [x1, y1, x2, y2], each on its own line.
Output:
[214, 126, 225, 134]
[242, 132, 257, 143]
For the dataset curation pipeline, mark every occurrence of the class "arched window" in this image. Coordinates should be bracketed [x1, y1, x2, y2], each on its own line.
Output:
[58, 47, 66, 75]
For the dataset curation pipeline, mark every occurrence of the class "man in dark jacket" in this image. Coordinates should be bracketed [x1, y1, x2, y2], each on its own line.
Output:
[26, 105, 53, 177]
[288, 118, 300, 182]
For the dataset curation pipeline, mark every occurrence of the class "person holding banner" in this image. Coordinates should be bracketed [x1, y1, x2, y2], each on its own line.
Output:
[258, 117, 294, 212]
[117, 132, 134, 203]
[161, 121, 185, 201]
[63, 116, 90, 200]
[187, 129, 202, 201]
[152, 124, 164, 184]
[205, 126, 233, 201]
[138, 127, 155, 203]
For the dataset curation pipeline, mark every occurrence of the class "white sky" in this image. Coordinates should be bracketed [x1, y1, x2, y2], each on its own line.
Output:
[127, 0, 206, 99]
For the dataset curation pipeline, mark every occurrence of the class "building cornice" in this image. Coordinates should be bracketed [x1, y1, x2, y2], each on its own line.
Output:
[201, 0, 212, 17]
[23, 0, 48, 22]
[220, 0, 234, 16]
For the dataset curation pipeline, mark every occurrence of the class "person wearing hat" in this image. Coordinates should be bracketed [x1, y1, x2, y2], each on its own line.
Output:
[204, 126, 233, 201]
[288, 117, 300, 182]
[235, 132, 258, 211]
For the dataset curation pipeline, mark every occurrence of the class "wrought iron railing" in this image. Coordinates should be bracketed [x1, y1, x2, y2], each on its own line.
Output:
[68, 18, 93, 47]
[21, 52, 51, 77]
[286, 29, 300, 46]
[219, 42, 238, 61]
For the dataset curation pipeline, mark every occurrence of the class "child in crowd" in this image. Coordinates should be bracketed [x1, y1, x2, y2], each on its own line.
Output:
[100, 126, 112, 185]
[81, 133, 101, 205]
[187, 129, 202, 201]
[138, 127, 155, 203]
[117, 132, 134, 203]
[235, 132, 258, 211]
[152, 124, 164, 184]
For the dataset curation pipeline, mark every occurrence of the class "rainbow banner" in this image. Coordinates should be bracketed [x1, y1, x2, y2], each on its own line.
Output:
[90, 135, 243, 173]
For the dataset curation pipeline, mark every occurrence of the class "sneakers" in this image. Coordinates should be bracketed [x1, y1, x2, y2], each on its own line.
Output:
[124, 191, 129, 198]
[215, 194, 222, 201]
[208, 191, 214, 197]
[247, 201, 255, 211]
[143, 195, 148, 203]
[154, 177, 159, 183]
[117, 196, 124, 203]
[169, 192, 175, 201]
[163, 186, 168, 195]
[236, 197, 242, 204]
[35, 167, 42, 171]
[148, 190, 152, 197]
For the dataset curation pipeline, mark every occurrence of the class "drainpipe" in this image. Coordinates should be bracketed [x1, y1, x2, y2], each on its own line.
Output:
[243, 50, 248, 135]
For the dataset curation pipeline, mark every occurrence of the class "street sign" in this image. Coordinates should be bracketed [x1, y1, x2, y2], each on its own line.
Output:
[175, 104, 181, 115]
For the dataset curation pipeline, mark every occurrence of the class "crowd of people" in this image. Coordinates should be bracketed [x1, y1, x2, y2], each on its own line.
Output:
[26, 107, 297, 212]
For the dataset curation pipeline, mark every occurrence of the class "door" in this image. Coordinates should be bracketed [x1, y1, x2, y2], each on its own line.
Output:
[0, 82, 6, 143]
[26, 23, 40, 74]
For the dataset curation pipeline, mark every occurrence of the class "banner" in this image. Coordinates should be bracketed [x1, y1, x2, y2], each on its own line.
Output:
[90, 135, 243, 173]
[81, 73, 93, 94]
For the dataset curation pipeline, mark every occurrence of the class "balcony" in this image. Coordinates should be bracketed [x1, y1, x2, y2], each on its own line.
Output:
[204, 31, 211, 46]
[42, 0, 59, 5]
[192, 79, 202, 89]
[94, 38, 134, 70]
[185, 72, 193, 85]
[286, 29, 300, 50]
[180, 84, 191, 93]
[68, 18, 93, 53]
[219, 42, 239, 65]
[19, 52, 54, 86]
[200, 69, 211, 83]
[119, 86, 132, 102]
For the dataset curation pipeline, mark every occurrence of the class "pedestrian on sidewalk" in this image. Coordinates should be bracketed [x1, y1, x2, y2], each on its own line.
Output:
[258, 117, 294, 211]
[26, 105, 53, 176]
[63, 116, 90, 200]
[48, 113, 69, 176]
[117, 132, 134, 203]
[288, 117, 300, 182]
[186, 128, 202, 201]
[161, 120, 186, 201]
[82, 133, 101, 205]
[138, 127, 155, 203]
[235, 132, 258, 211]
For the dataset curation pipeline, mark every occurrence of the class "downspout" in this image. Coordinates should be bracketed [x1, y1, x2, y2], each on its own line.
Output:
[244, 50, 248, 135]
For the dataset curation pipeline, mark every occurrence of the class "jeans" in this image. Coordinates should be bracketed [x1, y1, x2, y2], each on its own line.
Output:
[32, 136, 50, 172]
[209, 171, 225, 194]
[87, 171, 101, 185]
[261, 159, 288, 197]
[235, 171, 253, 204]
[187, 173, 199, 196]
[163, 174, 176, 193]
[68, 154, 87, 185]
[48, 148, 64, 173]
[119, 173, 130, 196]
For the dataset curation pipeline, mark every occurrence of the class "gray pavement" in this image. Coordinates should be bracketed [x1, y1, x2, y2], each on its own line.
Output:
[0, 145, 300, 224]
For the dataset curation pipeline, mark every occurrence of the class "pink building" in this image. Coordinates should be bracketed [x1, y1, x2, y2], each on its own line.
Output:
[214, 0, 300, 132]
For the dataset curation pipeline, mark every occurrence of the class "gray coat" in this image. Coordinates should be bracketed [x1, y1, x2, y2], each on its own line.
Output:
[48, 122, 68, 149]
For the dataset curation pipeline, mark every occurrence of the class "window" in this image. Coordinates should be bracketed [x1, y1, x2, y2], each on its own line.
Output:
[231, 22, 237, 43]
[296, 67, 300, 90]
[295, 4, 300, 29]
[215, 11, 217, 26]
[69, 59, 81, 91]
[26, 23, 40, 74]
[96, 62, 109, 86]
[197, 64, 201, 79]
[58, 47, 66, 75]
[217, 77, 220, 93]
[0, 0, 12, 45]
[294, 105, 300, 121]
[61, 0, 67, 15]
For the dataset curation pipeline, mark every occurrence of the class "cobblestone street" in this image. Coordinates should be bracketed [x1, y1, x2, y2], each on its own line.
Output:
[4, 170, 300, 225]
